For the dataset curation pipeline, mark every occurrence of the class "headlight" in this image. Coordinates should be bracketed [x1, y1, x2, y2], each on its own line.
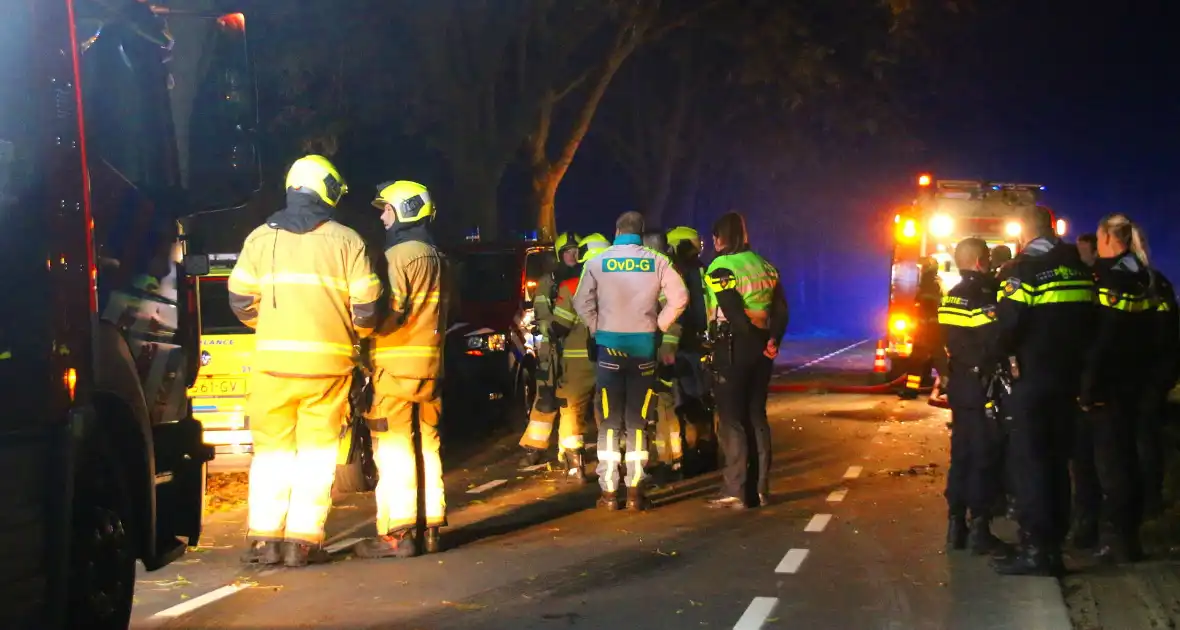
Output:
[929, 213, 954, 238]
[1056, 218, 1067, 236]
[890, 314, 909, 333]
[1005, 221, 1022, 237]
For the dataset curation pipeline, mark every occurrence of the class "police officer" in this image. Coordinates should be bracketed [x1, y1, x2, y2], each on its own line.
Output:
[900, 258, 943, 399]
[1076, 232, 1098, 267]
[704, 212, 789, 509]
[544, 233, 612, 482]
[572, 211, 688, 511]
[932, 238, 1004, 554]
[229, 155, 382, 567]
[1079, 213, 1155, 563]
[1142, 266, 1178, 519]
[667, 226, 716, 475]
[990, 245, 1013, 278]
[519, 232, 582, 467]
[991, 206, 1096, 576]
[355, 180, 449, 559]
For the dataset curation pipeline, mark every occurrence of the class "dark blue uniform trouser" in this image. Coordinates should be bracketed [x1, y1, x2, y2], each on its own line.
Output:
[1007, 384, 1074, 547]
[715, 355, 773, 502]
[594, 348, 657, 492]
[946, 406, 1003, 519]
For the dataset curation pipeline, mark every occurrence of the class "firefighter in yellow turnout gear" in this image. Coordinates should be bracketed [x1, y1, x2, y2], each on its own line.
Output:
[518, 232, 586, 468]
[355, 180, 449, 559]
[542, 233, 613, 480]
[229, 155, 382, 567]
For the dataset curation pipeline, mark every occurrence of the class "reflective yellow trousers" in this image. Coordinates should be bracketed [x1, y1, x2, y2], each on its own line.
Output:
[519, 360, 593, 453]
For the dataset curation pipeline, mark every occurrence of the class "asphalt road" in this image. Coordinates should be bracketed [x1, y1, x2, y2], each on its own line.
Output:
[131, 338, 1074, 630]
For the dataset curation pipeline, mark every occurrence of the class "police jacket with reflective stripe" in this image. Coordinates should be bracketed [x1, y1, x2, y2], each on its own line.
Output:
[371, 235, 447, 380]
[1080, 252, 1153, 405]
[934, 270, 999, 408]
[705, 248, 789, 363]
[552, 277, 591, 362]
[228, 192, 382, 376]
[995, 236, 1097, 390]
[571, 236, 688, 359]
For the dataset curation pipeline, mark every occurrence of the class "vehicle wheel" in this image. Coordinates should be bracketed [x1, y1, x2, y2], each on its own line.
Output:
[66, 448, 136, 629]
[333, 423, 379, 494]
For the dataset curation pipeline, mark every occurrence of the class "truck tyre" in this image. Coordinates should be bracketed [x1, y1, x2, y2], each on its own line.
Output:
[67, 438, 135, 629]
[332, 424, 378, 495]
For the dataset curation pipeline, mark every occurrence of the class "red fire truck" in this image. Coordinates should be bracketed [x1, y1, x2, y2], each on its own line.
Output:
[882, 174, 1067, 378]
[0, 1, 259, 626]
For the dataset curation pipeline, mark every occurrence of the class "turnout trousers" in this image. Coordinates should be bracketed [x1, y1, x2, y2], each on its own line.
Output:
[366, 371, 446, 535]
[519, 357, 593, 454]
[715, 353, 773, 502]
[247, 372, 352, 545]
[595, 348, 657, 492]
[945, 406, 1003, 519]
[1007, 383, 1074, 548]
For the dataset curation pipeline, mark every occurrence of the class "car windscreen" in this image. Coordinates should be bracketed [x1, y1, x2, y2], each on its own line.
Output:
[199, 278, 253, 335]
[456, 252, 522, 303]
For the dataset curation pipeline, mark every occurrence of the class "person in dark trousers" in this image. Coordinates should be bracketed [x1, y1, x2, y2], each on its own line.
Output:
[1080, 213, 1155, 563]
[991, 206, 1096, 577]
[1070, 231, 1103, 550]
[703, 212, 789, 509]
[933, 238, 1005, 555]
[1141, 267, 1179, 519]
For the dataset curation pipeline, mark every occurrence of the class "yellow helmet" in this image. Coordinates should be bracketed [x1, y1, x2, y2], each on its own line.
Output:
[555, 232, 580, 259]
[577, 233, 611, 263]
[285, 155, 348, 208]
[667, 226, 701, 253]
[372, 180, 435, 224]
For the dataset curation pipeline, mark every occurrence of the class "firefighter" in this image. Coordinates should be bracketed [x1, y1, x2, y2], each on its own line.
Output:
[900, 257, 943, 399]
[704, 212, 789, 509]
[991, 205, 1096, 577]
[541, 233, 612, 482]
[667, 226, 717, 476]
[1141, 265, 1178, 519]
[354, 180, 449, 559]
[1078, 213, 1155, 563]
[229, 155, 382, 567]
[572, 211, 688, 511]
[641, 229, 685, 480]
[932, 238, 1004, 554]
[519, 232, 582, 467]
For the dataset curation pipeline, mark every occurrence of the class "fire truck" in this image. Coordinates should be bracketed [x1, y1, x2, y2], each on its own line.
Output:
[0, 1, 259, 627]
[883, 174, 1067, 379]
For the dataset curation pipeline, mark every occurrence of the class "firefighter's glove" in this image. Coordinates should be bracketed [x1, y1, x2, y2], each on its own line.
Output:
[535, 385, 558, 413]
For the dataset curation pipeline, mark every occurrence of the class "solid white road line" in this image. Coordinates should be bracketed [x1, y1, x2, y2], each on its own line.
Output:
[733, 597, 780, 630]
[147, 583, 250, 621]
[805, 513, 832, 532]
[775, 548, 810, 574]
[843, 465, 863, 479]
[780, 338, 870, 375]
[826, 488, 848, 502]
[467, 479, 508, 494]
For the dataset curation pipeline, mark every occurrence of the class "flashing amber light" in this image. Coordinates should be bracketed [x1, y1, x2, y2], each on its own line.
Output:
[218, 12, 246, 32]
[896, 218, 917, 241]
[890, 314, 909, 332]
[65, 368, 77, 400]
[526, 280, 538, 289]
[1056, 218, 1067, 236]
[918, 174, 932, 187]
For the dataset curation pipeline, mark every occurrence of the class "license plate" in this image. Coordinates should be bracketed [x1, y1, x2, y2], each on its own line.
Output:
[188, 378, 246, 397]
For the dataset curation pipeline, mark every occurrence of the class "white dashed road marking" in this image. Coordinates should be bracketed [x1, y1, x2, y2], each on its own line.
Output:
[826, 488, 848, 502]
[733, 597, 780, 630]
[467, 479, 508, 494]
[804, 513, 832, 532]
[148, 583, 250, 621]
[843, 465, 863, 479]
[774, 548, 810, 574]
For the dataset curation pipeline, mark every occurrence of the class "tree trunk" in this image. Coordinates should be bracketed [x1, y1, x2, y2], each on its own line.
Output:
[533, 174, 559, 242]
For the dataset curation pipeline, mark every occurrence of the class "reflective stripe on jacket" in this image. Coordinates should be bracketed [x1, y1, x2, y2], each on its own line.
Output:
[705, 250, 779, 326]
[371, 239, 447, 379]
[553, 277, 591, 360]
[228, 220, 380, 376]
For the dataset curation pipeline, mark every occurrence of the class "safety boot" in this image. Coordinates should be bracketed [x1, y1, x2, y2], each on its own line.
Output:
[946, 515, 968, 551]
[518, 448, 545, 468]
[626, 487, 651, 512]
[597, 491, 620, 511]
[282, 541, 330, 567]
[968, 517, 1004, 555]
[354, 529, 420, 559]
[991, 543, 1064, 577]
[240, 540, 282, 566]
[424, 527, 442, 554]
[563, 449, 588, 483]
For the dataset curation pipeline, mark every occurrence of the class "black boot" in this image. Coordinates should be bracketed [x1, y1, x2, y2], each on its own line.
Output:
[947, 515, 968, 551]
[424, 527, 442, 554]
[563, 449, 588, 483]
[1071, 516, 1099, 550]
[282, 541, 331, 567]
[968, 517, 1003, 556]
[518, 447, 544, 468]
[991, 543, 1063, 577]
[240, 540, 282, 565]
[626, 487, 650, 512]
[354, 530, 419, 559]
[597, 491, 619, 511]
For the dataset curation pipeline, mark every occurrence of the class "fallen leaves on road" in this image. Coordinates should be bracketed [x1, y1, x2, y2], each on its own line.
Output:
[205, 472, 249, 514]
[876, 463, 939, 477]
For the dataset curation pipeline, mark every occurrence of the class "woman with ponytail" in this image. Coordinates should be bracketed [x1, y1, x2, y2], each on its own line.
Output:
[1077, 213, 1155, 562]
